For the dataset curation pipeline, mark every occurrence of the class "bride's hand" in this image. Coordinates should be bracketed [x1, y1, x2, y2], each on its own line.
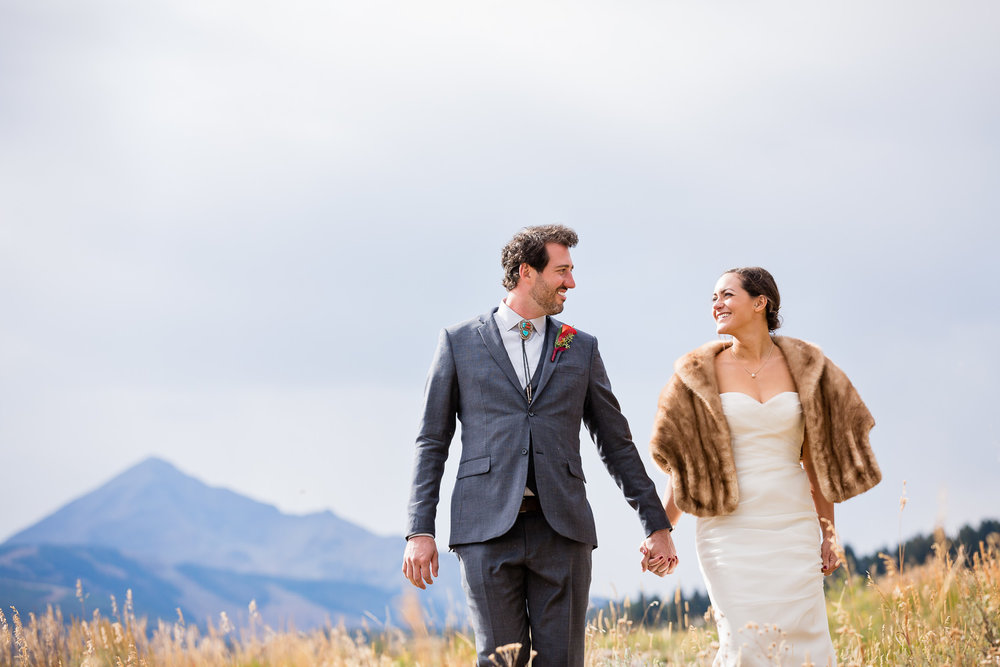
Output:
[820, 536, 840, 576]
[640, 529, 678, 576]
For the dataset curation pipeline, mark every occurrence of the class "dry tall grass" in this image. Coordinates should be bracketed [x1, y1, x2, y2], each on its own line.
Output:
[827, 529, 1000, 666]
[2, 533, 998, 666]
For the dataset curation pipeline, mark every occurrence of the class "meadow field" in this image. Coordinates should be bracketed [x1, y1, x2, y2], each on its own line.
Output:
[2, 530, 998, 666]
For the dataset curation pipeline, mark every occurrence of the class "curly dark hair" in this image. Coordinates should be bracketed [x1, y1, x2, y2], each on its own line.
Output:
[501, 225, 579, 291]
[724, 266, 783, 332]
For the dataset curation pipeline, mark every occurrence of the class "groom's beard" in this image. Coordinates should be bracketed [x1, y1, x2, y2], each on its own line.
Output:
[530, 277, 566, 315]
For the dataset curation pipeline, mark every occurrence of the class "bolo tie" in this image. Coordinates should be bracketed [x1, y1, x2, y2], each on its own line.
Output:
[518, 319, 534, 404]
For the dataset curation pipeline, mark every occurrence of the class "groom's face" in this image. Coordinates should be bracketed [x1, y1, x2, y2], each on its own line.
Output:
[529, 243, 576, 315]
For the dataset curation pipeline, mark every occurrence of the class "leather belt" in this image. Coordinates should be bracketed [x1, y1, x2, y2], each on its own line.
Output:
[518, 495, 541, 513]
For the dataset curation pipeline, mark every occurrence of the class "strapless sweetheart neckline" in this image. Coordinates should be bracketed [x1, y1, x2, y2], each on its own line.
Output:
[720, 390, 798, 406]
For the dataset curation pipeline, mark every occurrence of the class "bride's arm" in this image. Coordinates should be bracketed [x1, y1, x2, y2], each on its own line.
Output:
[802, 440, 840, 575]
[661, 478, 683, 528]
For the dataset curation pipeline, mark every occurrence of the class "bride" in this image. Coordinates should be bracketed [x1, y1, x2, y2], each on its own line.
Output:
[648, 267, 881, 666]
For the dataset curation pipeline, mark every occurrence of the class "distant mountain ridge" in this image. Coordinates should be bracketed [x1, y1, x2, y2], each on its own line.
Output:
[1, 457, 463, 628]
[6, 457, 397, 579]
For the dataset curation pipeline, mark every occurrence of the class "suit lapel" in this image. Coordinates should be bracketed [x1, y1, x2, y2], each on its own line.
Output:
[531, 316, 561, 399]
[476, 311, 524, 395]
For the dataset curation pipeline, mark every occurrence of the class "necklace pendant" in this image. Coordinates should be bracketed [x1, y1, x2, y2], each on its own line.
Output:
[750, 373, 756, 378]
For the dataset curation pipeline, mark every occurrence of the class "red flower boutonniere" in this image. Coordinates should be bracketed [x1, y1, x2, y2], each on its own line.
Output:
[551, 324, 577, 362]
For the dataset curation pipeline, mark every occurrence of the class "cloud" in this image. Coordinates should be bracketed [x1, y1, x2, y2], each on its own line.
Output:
[1, 0, 998, 597]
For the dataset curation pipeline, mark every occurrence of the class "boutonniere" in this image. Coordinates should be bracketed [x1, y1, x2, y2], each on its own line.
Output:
[550, 324, 577, 362]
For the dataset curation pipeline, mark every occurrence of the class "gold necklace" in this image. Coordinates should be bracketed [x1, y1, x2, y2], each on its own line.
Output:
[730, 341, 774, 379]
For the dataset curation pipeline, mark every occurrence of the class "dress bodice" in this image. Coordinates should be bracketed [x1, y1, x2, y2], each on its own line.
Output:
[717, 391, 808, 517]
[720, 391, 805, 467]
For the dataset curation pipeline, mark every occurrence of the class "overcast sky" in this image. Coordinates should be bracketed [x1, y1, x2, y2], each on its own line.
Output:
[2, 0, 998, 600]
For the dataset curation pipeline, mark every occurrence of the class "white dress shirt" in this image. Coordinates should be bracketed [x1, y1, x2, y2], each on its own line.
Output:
[494, 299, 547, 392]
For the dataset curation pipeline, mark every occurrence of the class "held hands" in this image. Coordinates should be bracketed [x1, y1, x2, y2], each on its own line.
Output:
[402, 535, 439, 589]
[639, 528, 679, 577]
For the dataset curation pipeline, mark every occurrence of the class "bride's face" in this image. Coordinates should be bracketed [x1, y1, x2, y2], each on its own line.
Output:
[712, 273, 765, 335]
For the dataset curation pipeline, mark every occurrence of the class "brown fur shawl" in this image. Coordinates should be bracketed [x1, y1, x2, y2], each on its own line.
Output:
[649, 336, 880, 517]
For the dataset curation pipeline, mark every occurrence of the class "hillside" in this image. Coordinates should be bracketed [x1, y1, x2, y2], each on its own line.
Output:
[0, 458, 463, 628]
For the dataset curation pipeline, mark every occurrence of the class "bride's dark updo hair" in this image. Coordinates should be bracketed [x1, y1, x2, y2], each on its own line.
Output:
[725, 267, 782, 332]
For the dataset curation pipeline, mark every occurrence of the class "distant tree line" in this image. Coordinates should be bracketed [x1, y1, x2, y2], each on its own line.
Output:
[594, 518, 1000, 628]
[588, 588, 713, 629]
[843, 518, 1000, 579]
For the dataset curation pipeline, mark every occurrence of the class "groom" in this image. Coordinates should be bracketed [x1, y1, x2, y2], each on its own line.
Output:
[402, 225, 677, 666]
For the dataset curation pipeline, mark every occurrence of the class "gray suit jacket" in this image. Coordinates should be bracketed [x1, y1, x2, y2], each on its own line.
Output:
[407, 309, 670, 548]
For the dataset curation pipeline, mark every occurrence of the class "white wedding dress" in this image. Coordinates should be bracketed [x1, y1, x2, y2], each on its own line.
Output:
[696, 392, 836, 667]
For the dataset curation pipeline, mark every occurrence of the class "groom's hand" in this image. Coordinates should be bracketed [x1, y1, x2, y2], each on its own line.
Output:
[402, 535, 439, 589]
[640, 528, 678, 577]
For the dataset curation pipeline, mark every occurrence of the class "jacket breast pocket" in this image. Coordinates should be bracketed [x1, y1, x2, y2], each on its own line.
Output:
[457, 455, 491, 479]
[557, 363, 587, 376]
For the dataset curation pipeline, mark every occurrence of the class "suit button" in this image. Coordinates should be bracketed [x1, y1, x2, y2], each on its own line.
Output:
[521, 448, 528, 455]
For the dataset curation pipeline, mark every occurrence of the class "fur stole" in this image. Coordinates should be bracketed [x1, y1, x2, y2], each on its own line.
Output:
[649, 336, 880, 517]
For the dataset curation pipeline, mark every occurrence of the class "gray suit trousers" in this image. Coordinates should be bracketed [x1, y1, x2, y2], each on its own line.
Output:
[454, 510, 592, 667]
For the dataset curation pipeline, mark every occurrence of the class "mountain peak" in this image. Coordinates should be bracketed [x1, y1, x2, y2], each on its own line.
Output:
[97, 456, 188, 489]
[129, 456, 180, 474]
[3, 457, 397, 580]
